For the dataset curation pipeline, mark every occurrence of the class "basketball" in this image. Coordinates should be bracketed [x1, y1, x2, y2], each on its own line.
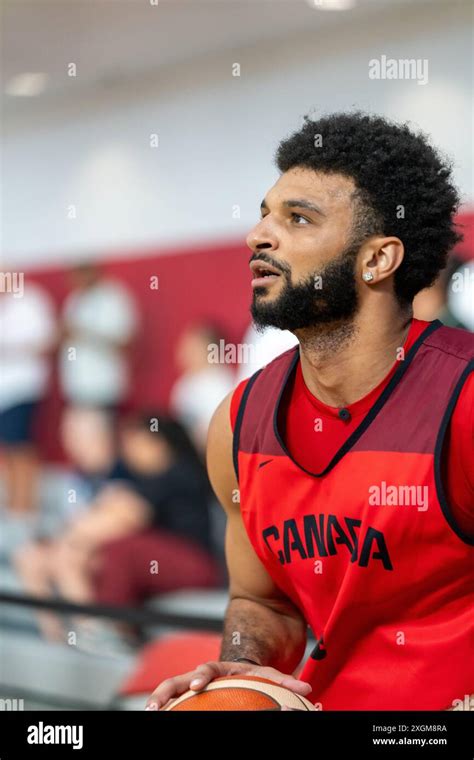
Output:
[163, 675, 317, 711]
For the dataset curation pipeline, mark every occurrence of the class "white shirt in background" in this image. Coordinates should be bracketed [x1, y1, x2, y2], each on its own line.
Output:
[448, 261, 474, 331]
[170, 366, 234, 442]
[59, 279, 138, 406]
[0, 284, 56, 411]
[236, 324, 299, 383]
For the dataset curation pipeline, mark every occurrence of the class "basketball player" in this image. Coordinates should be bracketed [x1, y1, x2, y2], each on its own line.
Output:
[147, 113, 473, 711]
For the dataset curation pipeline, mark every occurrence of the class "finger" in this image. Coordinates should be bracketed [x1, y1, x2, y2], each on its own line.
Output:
[189, 661, 223, 689]
[146, 662, 222, 710]
[259, 668, 312, 696]
[146, 672, 201, 710]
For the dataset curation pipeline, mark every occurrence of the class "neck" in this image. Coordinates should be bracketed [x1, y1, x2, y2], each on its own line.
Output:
[294, 306, 413, 408]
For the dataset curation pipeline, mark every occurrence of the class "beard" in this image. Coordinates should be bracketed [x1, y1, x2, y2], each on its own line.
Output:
[250, 242, 360, 333]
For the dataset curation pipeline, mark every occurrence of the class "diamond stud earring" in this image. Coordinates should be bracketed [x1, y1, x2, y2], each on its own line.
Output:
[362, 272, 374, 282]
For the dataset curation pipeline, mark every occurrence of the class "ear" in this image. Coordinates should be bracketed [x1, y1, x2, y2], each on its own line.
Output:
[359, 237, 404, 284]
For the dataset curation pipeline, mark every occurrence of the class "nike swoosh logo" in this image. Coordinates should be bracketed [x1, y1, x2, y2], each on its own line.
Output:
[258, 459, 274, 469]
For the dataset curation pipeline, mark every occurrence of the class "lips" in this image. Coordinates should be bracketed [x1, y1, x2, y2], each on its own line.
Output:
[250, 260, 282, 279]
[250, 260, 282, 290]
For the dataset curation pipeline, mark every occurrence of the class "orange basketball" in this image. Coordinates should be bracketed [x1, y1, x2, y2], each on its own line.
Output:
[163, 675, 317, 711]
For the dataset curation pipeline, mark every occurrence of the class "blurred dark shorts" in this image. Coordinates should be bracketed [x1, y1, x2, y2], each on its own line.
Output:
[0, 401, 38, 445]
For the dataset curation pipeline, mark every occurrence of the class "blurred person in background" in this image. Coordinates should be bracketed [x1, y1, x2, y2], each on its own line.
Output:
[60, 405, 132, 506]
[14, 413, 219, 645]
[236, 322, 299, 383]
[13, 405, 132, 640]
[414, 253, 473, 329]
[58, 262, 138, 412]
[93, 414, 221, 612]
[448, 259, 474, 331]
[0, 277, 56, 534]
[170, 323, 234, 453]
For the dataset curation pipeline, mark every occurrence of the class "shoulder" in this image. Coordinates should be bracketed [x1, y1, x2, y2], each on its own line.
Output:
[229, 346, 299, 432]
[425, 323, 474, 361]
[206, 389, 239, 513]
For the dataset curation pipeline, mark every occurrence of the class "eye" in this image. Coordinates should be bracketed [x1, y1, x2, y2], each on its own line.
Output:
[291, 213, 310, 225]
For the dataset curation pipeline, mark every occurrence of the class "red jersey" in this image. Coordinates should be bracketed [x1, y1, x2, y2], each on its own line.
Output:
[231, 320, 474, 709]
[232, 319, 474, 537]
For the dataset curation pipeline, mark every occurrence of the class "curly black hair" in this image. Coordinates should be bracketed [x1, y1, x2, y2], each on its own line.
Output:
[275, 112, 462, 307]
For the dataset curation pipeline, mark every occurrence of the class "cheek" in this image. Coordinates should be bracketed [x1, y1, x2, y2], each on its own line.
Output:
[287, 237, 327, 280]
[291, 228, 348, 274]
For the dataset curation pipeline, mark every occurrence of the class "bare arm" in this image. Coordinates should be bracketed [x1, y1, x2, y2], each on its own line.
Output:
[146, 390, 310, 709]
[207, 390, 307, 674]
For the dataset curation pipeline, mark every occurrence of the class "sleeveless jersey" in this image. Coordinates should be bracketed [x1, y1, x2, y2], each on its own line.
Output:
[232, 320, 474, 710]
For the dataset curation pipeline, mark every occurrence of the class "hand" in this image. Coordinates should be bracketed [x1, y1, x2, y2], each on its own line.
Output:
[145, 660, 312, 711]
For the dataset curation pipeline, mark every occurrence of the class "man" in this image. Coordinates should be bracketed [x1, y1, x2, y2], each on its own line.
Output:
[148, 112, 473, 710]
[59, 263, 138, 412]
[0, 277, 56, 517]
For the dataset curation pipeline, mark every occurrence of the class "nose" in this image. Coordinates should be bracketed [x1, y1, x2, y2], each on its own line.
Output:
[246, 218, 279, 254]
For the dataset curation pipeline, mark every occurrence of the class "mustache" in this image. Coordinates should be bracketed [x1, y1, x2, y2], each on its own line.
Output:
[248, 252, 291, 276]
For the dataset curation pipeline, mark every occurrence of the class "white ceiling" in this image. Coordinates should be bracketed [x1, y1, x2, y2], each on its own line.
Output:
[0, 0, 451, 110]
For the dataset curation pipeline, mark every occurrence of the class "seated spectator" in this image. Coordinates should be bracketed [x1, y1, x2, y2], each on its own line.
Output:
[94, 528, 221, 609]
[14, 413, 219, 644]
[118, 413, 215, 551]
[60, 405, 132, 509]
[170, 323, 234, 453]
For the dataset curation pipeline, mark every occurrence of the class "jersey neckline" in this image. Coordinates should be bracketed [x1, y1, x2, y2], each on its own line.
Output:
[272, 319, 443, 479]
[296, 318, 428, 420]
